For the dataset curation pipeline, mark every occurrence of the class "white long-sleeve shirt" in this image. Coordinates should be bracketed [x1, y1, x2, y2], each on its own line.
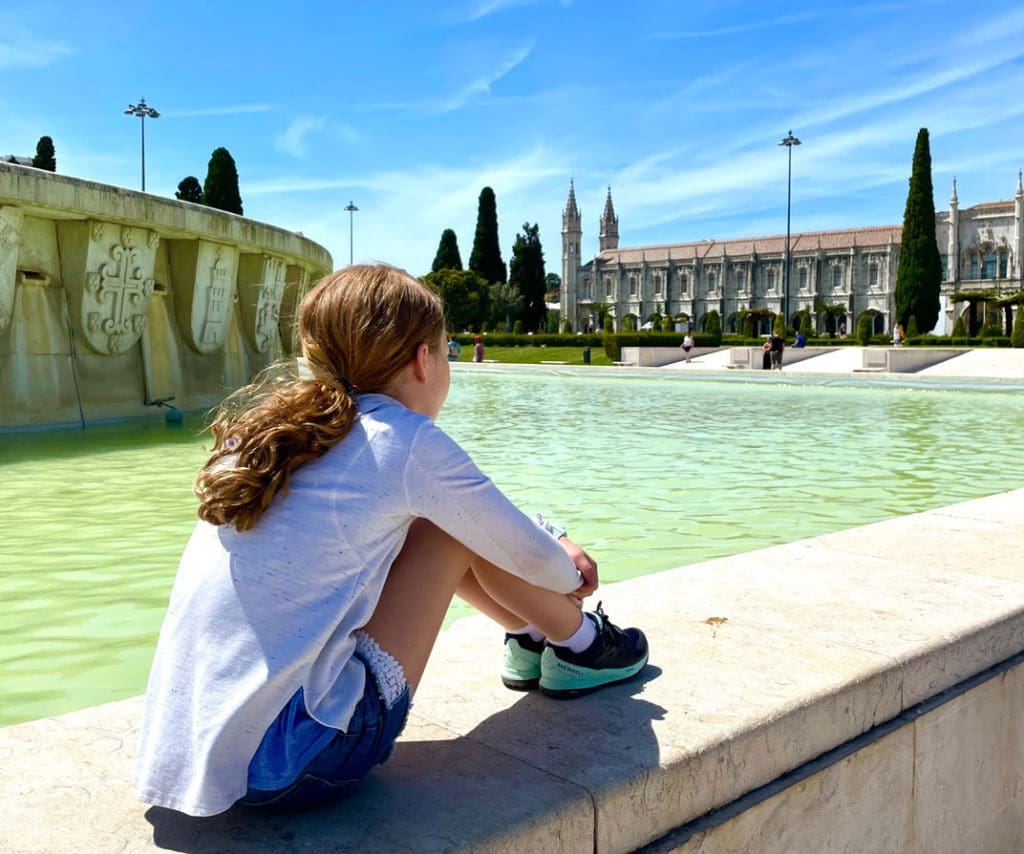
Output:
[135, 393, 580, 816]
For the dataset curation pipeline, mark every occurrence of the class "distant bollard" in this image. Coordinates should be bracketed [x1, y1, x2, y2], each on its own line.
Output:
[583, 346, 591, 365]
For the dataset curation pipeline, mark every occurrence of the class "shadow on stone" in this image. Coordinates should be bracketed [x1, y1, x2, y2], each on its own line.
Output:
[144, 666, 664, 852]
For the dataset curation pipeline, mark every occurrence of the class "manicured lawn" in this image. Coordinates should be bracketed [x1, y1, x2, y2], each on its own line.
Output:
[454, 346, 612, 366]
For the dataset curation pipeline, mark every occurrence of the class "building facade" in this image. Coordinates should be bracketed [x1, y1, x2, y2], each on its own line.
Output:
[560, 174, 1024, 335]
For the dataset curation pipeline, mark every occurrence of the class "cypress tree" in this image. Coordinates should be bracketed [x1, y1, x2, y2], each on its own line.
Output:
[175, 176, 204, 204]
[431, 229, 463, 272]
[1012, 306, 1024, 349]
[32, 136, 56, 172]
[509, 222, 547, 332]
[894, 129, 942, 332]
[203, 147, 243, 215]
[468, 187, 506, 285]
[952, 313, 967, 338]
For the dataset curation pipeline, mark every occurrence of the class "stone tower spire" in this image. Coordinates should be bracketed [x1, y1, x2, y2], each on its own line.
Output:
[948, 177, 959, 284]
[561, 178, 583, 330]
[599, 186, 619, 251]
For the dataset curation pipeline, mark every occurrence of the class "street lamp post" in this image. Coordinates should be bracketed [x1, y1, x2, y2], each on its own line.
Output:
[124, 98, 159, 192]
[344, 201, 359, 266]
[778, 130, 801, 329]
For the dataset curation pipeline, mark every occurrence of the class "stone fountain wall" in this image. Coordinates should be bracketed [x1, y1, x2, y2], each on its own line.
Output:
[0, 163, 332, 429]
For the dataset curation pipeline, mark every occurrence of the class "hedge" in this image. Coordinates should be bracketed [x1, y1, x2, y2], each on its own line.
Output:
[604, 332, 720, 361]
[905, 336, 1012, 347]
[452, 332, 604, 348]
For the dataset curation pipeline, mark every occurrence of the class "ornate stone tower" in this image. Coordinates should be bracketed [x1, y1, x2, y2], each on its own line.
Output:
[1014, 171, 1023, 279]
[561, 179, 582, 328]
[948, 177, 959, 283]
[599, 186, 619, 251]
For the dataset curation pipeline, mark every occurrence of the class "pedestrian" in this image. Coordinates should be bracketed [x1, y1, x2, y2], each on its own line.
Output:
[893, 323, 905, 347]
[447, 337, 461, 362]
[681, 331, 694, 363]
[134, 264, 648, 818]
[762, 338, 772, 370]
[473, 334, 485, 362]
[769, 330, 785, 370]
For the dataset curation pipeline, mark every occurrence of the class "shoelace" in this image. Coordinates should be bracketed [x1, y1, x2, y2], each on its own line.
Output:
[593, 602, 629, 654]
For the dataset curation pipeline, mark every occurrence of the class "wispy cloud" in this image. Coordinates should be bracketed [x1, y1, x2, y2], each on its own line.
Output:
[438, 42, 534, 112]
[368, 43, 535, 114]
[161, 104, 272, 118]
[465, 0, 538, 22]
[653, 10, 826, 39]
[0, 35, 71, 69]
[275, 116, 327, 158]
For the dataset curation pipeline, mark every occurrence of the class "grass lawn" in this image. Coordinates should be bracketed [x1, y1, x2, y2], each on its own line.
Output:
[454, 346, 612, 366]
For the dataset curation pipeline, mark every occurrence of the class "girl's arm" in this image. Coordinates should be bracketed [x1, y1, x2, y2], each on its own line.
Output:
[403, 422, 582, 594]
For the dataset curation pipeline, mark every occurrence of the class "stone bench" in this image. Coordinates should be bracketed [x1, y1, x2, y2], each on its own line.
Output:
[4, 489, 1024, 852]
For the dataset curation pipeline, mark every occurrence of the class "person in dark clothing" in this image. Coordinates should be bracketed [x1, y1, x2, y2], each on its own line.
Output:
[761, 339, 772, 370]
[769, 332, 785, 370]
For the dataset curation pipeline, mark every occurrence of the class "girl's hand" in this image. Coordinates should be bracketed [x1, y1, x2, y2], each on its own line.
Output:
[559, 536, 599, 598]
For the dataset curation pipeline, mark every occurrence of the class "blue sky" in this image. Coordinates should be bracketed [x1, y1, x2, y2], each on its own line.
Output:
[2, 1, 1023, 274]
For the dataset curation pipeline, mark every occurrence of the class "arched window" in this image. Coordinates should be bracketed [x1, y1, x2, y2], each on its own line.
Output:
[999, 252, 1008, 279]
[708, 271, 716, 291]
[605, 276, 614, 296]
[766, 269, 776, 291]
[653, 273, 663, 295]
[970, 254, 979, 279]
[680, 274, 689, 293]
[799, 267, 808, 289]
[736, 270, 746, 291]
[940, 255, 948, 281]
[832, 266, 842, 289]
[629, 275, 637, 295]
[869, 263, 879, 287]
[982, 249, 996, 279]
[582, 277, 592, 300]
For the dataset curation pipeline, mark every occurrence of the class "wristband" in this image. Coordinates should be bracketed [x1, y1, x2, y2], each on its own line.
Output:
[534, 513, 568, 541]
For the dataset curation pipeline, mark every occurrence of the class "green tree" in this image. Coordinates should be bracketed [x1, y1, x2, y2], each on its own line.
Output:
[468, 187, 506, 285]
[431, 229, 463, 272]
[422, 268, 490, 332]
[815, 300, 848, 338]
[175, 176, 204, 204]
[603, 314, 614, 334]
[512, 319, 523, 334]
[980, 303, 1003, 338]
[203, 147, 243, 215]
[772, 310, 786, 335]
[488, 280, 523, 329]
[857, 313, 874, 346]
[906, 315, 919, 339]
[561, 319, 572, 333]
[32, 136, 56, 172]
[509, 222, 547, 332]
[894, 128, 942, 332]
[704, 310, 722, 341]
[544, 272, 561, 299]
[623, 315, 636, 332]
[952, 313, 968, 338]
[1012, 306, 1024, 348]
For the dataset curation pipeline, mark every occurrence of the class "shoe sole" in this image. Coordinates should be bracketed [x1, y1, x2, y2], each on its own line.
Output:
[539, 652, 649, 699]
[501, 675, 540, 691]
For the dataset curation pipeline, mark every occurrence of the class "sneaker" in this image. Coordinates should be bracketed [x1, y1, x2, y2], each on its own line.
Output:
[502, 631, 545, 691]
[539, 603, 648, 699]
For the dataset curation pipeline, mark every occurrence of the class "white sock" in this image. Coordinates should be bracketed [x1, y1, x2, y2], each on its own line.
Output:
[515, 624, 545, 643]
[549, 614, 597, 653]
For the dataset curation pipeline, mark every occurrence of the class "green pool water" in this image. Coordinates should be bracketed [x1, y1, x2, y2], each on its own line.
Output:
[3, 368, 1024, 727]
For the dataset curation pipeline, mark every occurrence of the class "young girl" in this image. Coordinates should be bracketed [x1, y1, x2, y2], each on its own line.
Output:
[135, 264, 648, 817]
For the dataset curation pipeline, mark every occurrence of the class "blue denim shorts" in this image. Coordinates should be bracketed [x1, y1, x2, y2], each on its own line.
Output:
[239, 651, 411, 811]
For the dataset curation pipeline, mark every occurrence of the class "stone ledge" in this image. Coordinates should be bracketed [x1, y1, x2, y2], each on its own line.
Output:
[2, 488, 1024, 852]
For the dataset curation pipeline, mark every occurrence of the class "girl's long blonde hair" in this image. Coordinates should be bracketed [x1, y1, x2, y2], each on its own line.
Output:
[195, 263, 446, 531]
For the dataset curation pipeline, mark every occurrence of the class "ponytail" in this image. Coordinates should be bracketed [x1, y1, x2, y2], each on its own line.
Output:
[194, 263, 446, 531]
[195, 378, 356, 531]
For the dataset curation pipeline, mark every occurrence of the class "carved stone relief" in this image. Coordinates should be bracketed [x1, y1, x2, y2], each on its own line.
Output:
[0, 206, 24, 334]
[167, 240, 239, 355]
[77, 223, 158, 354]
[237, 253, 287, 353]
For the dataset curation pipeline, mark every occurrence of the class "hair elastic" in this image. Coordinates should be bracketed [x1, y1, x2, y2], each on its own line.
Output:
[337, 377, 356, 396]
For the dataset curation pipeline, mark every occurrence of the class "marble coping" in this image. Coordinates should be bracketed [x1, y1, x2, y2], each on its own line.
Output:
[2, 488, 1024, 853]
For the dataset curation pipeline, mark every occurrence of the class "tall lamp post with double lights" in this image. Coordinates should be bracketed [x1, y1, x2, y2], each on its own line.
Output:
[778, 130, 801, 329]
[344, 200, 359, 266]
[124, 98, 160, 192]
